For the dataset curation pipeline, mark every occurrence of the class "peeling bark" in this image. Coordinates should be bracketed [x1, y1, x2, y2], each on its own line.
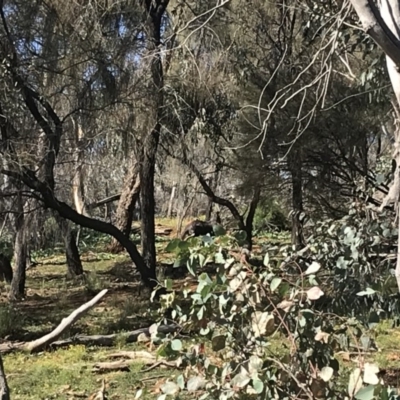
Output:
[350, 0, 400, 291]
[72, 120, 86, 216]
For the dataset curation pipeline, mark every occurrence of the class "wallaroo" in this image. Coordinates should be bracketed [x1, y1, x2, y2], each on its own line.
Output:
[0, 253, 13, 283]
[181, 212, 222, 240]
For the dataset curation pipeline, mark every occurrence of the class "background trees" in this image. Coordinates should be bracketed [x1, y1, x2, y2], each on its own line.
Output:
[0, 0, 394, 289]
[2, 0, 400, 398]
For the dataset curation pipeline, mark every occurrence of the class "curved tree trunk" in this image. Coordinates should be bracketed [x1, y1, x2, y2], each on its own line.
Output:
[109, 160, 141, 253]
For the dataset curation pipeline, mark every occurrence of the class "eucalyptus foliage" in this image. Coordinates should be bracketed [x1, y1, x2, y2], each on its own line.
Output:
[146, 214, 400, 399]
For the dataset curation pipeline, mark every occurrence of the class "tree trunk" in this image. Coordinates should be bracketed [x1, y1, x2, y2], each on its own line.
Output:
[0, 353, 10, 400]
[2, 167, 160, 288]
[139, 1, 166, 275]
[56, 215, 83, 277]
[104, 182, 112, 222]
[140, 130, 159, 273]
[72, 122, 86, 216]
[109, 160, 141, 253]
[9, 194, 28, 301]
[349, 0, 400, 293]
[167, 182, 177, 218]
[244, 187, 261, 251]
[289, 155, 305, 250]
[205, 198, 213, 221]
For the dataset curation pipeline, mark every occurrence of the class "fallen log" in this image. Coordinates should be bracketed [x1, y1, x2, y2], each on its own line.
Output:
[49, 324, 179, 349]
[0, 323, 180, 354]
[93, 350, 180, 373]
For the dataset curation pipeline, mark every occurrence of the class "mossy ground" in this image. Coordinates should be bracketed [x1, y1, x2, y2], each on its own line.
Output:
[1, 224, 399, 398]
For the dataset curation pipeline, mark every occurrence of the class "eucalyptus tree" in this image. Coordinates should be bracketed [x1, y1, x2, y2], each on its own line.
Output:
[348, 0, 400, 292]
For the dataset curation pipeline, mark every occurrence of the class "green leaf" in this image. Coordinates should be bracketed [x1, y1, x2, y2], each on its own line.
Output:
[305, 261, 321, 275]
[178, 240, 191, 251]
[164, 279, 172, 291]
[278, 282, 290, 297]
[187, 255, 198, 276]
[198, 253, 206, 268]
[231, 373, 250, 388]
[336, 256, 348, 269]
[356, 287, 376, 296]
[355, 385, 376, 400]
[171, 339, 182, 351]
[233, 230, 247, 242]
[176, 374, 185, 389]
[252, 378, 264, 394]
[263, 253, 269, 266]
[199, 272, 212, 284]
[202, 235, 213, 244]
[306, 286, 324, 300]
[187, 376, 206, 392]
[213, 225, 226, 236]
[319, 366, 334, 382]
[363, 363, 379, 385]
[173, 258, 182, 268]
[215, 252, 226, 264]
[165, 239, 181, 253]
[212, 334, 226, 351]
[348, 368, 363, 397]
[161, 381, 180, 396]
[270, 277, 282, 292]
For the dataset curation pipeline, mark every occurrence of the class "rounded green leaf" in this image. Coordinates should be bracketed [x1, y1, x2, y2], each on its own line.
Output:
[252, 378, 264, 394]
[270, 277, 282, 292]
[171, 339, 182, 351]
[212, 334, 226, 351]
[355, 385, 376, 400]
[213, 225, 226, 236]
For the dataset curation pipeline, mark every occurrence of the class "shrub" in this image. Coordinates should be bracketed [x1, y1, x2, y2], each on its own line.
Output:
[148, 216, 399, 399]
[253, 198, 288, 232]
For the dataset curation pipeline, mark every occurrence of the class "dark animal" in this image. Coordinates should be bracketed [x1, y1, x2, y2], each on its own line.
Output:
[0, 253, 13, 283]
[181, 220, 215, 240]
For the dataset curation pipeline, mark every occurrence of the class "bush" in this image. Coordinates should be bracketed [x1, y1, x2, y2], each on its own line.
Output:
[147, 215, 399, 399]
[253, 198, 288, 232]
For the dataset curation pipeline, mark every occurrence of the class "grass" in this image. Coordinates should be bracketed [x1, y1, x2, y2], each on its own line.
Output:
[5, 344, 171, 399]
[2, 222, 400, 398]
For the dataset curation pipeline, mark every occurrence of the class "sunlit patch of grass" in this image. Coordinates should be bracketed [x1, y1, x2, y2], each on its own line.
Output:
[4, 345, 168, 400]
[370, 320, 400, 370]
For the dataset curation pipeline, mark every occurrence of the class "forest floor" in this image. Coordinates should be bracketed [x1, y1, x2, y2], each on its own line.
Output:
[1, 219, 400, 399]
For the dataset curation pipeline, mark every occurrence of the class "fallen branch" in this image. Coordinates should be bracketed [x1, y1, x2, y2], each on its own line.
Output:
[88, 379, 107, 400]
[0, 323, 180, 354]
[0, 289, 108, 354]
[26, 289, 108, 352]
[93, 350, 180, 373]
[49, 324, 179, 349]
